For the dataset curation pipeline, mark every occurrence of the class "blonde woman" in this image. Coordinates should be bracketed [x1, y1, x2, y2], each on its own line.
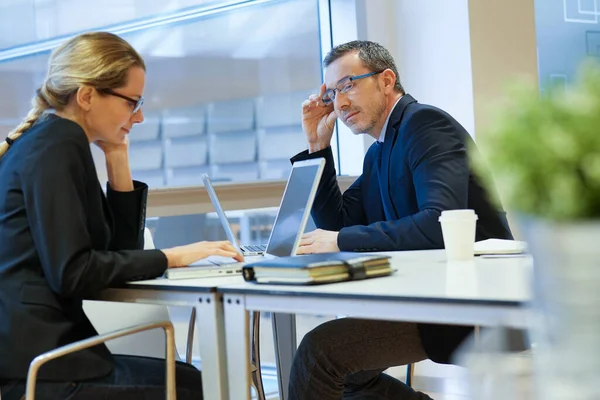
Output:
[0, 32, 241, 399]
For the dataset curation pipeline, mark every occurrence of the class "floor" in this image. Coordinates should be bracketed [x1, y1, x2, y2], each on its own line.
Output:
[253, 314, 473, 400]
[252, 361, 472, 399]
[173, 310, 531, 399]
[88, 300, 530, 399]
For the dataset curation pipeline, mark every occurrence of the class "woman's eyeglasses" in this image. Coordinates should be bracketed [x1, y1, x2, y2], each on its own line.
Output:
[99, 88, 144, 114]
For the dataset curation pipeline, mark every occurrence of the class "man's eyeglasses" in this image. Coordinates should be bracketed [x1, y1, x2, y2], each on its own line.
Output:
[99, 88, 144, 114]
[321, 70, 384, 105]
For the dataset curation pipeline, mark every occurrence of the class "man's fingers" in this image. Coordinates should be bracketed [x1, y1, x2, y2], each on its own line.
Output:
[295, 245, 313, 255]
[318, 83, 327, 97]
[298, 237, 314, 247]
[326, 111, 338, 127]
[302, 230, 316, 239]
[303, 94, 322, 112]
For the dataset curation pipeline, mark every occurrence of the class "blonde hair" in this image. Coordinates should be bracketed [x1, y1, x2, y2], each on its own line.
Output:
[0, 32, 145, 158]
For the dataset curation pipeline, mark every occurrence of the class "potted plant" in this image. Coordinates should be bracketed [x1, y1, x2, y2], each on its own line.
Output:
[473, 60, 600, 399]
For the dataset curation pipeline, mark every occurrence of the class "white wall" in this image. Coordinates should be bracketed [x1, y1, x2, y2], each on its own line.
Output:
[355, 0, 475, 136]
[347, 0, 537, 241]
[468, 0, 538, 139]
[394, 0, 475, 136]
[347, 0, 538, 154]
[329, 0, 370, 176]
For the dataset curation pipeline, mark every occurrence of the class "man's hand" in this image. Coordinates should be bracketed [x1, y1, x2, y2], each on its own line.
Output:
[302, 83, 337, 153]
[296, 229, 340, 254]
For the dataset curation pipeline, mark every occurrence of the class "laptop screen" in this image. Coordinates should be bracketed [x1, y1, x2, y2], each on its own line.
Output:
[202, 174, 241, 249]
[266, 159, 324, 257]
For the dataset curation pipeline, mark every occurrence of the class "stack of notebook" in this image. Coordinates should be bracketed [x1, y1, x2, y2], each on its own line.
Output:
[474, 239, 528, 256]
[241, 252, 393, 285]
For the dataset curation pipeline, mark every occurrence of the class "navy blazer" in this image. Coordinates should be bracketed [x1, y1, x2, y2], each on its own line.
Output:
[0, 114, 167, 382]
[292, 94, 513, 363]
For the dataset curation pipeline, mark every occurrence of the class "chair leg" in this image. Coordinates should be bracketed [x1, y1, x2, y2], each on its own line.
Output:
[250, 311, 266, 400]
[406, 363, 415, 387]
[185, 307, 197, 364]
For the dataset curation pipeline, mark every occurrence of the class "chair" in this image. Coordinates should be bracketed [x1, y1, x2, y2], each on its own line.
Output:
[83, 228, 197, 363]
[250, 311, 266, 400]
[404, 326, 485, 389]
[0, 228, 181, 400]
[18, 321, 177, 400]
[406, 363, 415, 387]
[84, 301, 196, 363]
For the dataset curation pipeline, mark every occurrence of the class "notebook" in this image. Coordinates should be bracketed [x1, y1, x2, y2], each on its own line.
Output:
[241, 252, 393, 285]
[474, 239, 528, 255]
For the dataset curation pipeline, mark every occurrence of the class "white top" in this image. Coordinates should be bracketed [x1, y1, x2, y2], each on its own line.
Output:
[474, 239, 528, 255]
[217, 250, 532, 305]
[126, 275, 245, 290]
[127, 250, 532, 305]
[378, 96, 403, 143]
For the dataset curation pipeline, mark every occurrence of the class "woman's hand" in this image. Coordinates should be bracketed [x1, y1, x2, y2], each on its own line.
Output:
[95, 137, 134, 192]
[95, 135, 130, 157]
[162, 240, 244, 268]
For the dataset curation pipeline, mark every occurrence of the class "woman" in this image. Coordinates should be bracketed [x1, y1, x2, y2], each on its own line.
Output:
[0, 32, 242, 399]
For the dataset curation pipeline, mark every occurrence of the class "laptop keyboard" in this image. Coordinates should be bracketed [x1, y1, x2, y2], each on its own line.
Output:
[241, 244, 267, 253]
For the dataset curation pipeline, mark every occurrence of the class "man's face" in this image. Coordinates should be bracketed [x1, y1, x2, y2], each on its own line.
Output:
[324, 52, 387, 135]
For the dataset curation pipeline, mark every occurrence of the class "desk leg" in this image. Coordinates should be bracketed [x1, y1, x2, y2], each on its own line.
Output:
[224, 294, 251, 400]
[196, 293, 228, 400]
[272, 313, 297, 400]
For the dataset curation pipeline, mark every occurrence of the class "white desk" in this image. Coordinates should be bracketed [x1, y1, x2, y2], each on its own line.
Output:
[89, 275, 244, 400]
[218, 250, 533, 400]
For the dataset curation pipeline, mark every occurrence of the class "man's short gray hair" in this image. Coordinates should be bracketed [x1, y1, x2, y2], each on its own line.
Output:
[323, 40, 404, 94]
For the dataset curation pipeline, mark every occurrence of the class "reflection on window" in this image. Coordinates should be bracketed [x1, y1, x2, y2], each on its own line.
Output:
[0, 0, 323, 188]
[148, 208, 276, 248]
[535, 0, 600, 92]
[147, 208, 317, 249]
[0, 0, 282, 49]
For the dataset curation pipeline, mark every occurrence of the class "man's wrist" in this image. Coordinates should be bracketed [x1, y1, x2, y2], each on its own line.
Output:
[308, 142, 330, 154]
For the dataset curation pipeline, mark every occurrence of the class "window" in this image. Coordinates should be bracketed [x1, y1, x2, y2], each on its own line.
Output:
[1, 2, 360, 395]
[1, 1, 264, 49]
[535, 0, 600, 92]
[0, 0, 325, 187]
[148, 208, 277, 248]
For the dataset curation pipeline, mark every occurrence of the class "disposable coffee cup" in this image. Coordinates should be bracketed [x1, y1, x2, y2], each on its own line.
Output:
[439, 209, 478, 261]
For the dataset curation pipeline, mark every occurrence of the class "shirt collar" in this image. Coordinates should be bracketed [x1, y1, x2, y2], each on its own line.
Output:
[378, 96, 403, 143]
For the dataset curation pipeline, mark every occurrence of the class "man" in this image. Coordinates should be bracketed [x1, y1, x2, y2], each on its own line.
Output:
[289, 41, 512, 399]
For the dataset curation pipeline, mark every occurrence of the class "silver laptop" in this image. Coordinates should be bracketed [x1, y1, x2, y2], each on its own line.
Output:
[203, 174, 265, 257]
[165, 158, 325, 279]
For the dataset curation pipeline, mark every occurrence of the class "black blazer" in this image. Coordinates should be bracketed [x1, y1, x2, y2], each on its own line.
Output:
[292, 94, 513, 364]
[0, 114, 168, 381]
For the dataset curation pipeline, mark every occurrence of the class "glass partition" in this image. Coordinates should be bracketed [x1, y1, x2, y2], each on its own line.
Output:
[0, 0, 324, 187]
[535, 0, 600, 92]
